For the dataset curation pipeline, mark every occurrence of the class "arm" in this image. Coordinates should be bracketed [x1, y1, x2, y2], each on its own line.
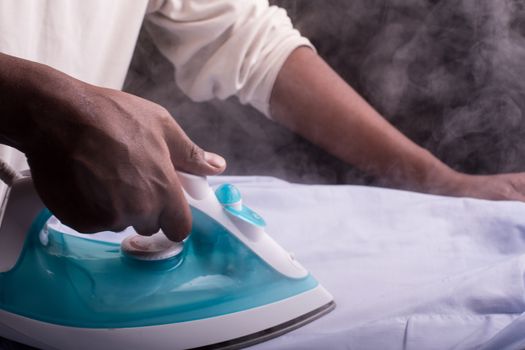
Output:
[0, 52, 226, 240]
[144, 0, 525, 201]
[270, 48, 525, 201]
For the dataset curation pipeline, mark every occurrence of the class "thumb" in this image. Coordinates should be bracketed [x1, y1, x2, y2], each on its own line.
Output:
[164, 118, 226, 176]
[176, 141, 226, 176]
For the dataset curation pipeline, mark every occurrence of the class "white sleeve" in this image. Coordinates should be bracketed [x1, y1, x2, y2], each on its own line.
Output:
[144, 0, 314, 117]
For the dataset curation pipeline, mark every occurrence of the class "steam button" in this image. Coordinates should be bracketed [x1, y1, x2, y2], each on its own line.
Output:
[215, 184, 266, 228]
[215, 184, 242, 209]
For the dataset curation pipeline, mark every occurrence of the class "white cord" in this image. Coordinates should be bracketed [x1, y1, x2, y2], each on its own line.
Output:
[0, 158, 21, 187]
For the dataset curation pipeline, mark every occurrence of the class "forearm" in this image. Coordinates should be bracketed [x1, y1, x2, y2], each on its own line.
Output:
[270, 47, 459, 192]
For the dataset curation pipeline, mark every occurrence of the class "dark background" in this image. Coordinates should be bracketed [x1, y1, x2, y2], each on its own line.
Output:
[124, 0, 525, 185]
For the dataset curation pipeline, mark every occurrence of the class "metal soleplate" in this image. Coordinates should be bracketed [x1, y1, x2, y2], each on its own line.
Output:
[191, 301, 336, 350]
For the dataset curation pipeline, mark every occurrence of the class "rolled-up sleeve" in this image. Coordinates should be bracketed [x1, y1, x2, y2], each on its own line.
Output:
[144, 0, 314, 117]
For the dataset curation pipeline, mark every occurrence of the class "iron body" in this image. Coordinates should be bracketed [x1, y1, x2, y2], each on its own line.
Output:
[0, 172, 334, 349]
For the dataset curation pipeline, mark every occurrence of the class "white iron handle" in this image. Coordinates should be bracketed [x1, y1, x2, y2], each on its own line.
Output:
[175, 171, 211, 200]
[0, 175, 44, 273]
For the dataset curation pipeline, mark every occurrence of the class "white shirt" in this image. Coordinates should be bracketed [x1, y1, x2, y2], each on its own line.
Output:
[0, 0, 313, 198]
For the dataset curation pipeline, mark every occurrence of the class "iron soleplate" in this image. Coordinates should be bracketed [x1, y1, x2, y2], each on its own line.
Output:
[192, 301, 336, 350]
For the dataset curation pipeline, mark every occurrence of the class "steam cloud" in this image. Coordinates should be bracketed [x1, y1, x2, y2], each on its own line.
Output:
[124, 0, 525, 184]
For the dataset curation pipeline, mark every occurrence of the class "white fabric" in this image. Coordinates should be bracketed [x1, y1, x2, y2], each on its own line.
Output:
[0, 0, 312, 199]
[197, 176, 525, 350]
[0, 0, 306, 111]
[145, 0, 312, 116]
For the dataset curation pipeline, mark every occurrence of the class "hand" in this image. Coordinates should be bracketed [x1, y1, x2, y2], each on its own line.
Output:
[21, 76, 225, 241]
[442, 173, 525, 202]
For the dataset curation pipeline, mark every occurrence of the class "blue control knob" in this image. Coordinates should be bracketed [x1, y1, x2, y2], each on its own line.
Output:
[215, 184, 266, 228]
[215, 184, 242, 206]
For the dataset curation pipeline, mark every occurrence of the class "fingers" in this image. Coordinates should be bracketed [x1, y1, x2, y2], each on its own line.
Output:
[132, 217, 160, 237]
[128, 166, 191, 241]
[163, 117, 226, 176]
[125, 126, 205, 241]
[158, 171, 193, 242]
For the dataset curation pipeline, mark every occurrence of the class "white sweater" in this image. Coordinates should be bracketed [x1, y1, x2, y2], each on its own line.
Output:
[0, 0, 312, 197]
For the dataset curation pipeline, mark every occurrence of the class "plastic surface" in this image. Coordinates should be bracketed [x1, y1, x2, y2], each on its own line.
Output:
[180, 173, 308, 278]
[224, 204, 267, 228]
[0, 208, 318, 328]
[176, 171, 211, 200]
[0, 177, 44, 272]
[0, 285, 334, 350]
[216, 184, 266, 227]
[215, 184, 242, 206]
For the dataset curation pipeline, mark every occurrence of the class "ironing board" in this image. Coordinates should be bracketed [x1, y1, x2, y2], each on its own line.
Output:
[207, 177, 525, 350]
[2, 175, 525, 350]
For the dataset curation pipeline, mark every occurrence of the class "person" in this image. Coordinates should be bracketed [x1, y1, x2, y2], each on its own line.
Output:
[1, 0, 524, 242]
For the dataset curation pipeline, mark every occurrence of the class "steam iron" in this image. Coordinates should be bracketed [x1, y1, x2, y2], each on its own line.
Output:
[0, 171, 334, 349]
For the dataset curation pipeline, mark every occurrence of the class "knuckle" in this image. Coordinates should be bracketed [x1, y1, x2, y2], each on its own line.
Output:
[157, 105, 170, 116]
[157, 107, 174, 124]
[188, 143, 204, 163]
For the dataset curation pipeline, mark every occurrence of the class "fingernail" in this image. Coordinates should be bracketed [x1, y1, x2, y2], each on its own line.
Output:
[204, 152, 226, 169]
